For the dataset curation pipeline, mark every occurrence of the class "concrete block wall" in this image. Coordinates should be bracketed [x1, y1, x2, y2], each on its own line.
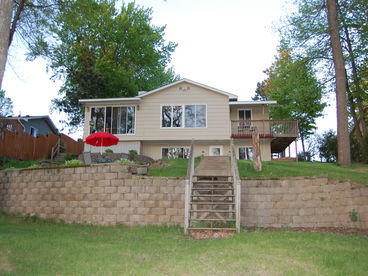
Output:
[241, 177, 368, 229]
[0, 164, 185, 226]
[0, 165, 367, 229]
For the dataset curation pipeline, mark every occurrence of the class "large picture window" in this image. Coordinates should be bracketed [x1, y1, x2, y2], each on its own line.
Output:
[90, 106, 135, 134]
[161, 104, 206, 128]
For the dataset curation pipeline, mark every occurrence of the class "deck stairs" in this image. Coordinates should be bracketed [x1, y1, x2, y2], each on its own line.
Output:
[184, 147, 241, 234]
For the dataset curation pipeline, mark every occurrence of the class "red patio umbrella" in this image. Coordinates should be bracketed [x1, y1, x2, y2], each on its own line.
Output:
[86, 132, 119, 153]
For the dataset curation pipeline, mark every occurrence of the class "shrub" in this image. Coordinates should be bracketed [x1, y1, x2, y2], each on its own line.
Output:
[64, 153, 78, 161]
[27, 164, 41, 169]
[105, 149, 114, 153]
[117, 158, 134, 164]
[128, 150, 137, 161]
[64, 159, 84, 166]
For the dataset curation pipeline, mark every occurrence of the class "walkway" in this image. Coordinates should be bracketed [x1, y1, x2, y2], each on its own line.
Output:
[194, 156, 232, 177]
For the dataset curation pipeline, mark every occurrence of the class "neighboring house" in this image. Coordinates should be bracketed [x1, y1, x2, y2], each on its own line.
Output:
[79, 79, 298, 161]
[0, 115, 59, 137]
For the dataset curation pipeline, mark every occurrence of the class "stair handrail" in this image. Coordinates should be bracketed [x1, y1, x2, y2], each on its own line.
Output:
[184, 139, 195, 234]
[230, 139, 241, 233]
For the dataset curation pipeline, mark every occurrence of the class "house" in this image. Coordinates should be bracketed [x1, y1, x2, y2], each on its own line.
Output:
[0, 115, 59, 137]
[79, 79, 298, 161]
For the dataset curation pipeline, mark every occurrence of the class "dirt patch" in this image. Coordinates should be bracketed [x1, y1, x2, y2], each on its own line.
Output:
[0, 255, 14, 273]
[149, 159, 169, 169]
[246, 227, 368, 236]
[189, 230, 235, 240]
[348, 168, 368, 173]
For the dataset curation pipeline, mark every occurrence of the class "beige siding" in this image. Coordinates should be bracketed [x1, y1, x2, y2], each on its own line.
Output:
[83, 83, 231, 141]
[137, 83, 231, 141]
[233, 139, 271, 161]
[230, 105, 270, 120]
[142, 140, 272, 161]
[84, 141, 141, 154]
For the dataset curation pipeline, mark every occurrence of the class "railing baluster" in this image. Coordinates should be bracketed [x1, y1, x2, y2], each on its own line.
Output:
[231, 120, 298, 138]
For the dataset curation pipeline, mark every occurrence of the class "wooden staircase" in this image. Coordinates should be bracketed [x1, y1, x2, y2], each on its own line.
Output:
[184, 142, 241, 234]
[188, 176, 236, 231]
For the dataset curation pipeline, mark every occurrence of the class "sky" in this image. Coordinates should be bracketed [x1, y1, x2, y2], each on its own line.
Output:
[2, 0, 336, 142]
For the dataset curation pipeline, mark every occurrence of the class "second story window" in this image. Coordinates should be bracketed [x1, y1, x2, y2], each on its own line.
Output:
[90, 106, 135, 134]
[161, 104, 206, 128]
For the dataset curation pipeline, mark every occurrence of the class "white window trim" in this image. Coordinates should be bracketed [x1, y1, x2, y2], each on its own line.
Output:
[209, 146, 223, 156]
[237, 146, 253, 160]
[237, 108, 252, 120]
[161, 146, 191, 159]
[30, 126, 38, 137]
[89, 105, 137, 135]
[160, 104, 207, 129]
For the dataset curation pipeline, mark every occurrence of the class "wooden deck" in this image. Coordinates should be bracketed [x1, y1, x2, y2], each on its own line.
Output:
[194, 156, 232, 177]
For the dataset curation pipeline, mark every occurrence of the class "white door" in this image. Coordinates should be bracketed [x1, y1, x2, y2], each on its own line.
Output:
[209, 146, 223, 156]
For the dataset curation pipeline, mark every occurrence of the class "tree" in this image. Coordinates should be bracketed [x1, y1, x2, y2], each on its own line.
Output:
[317, 130, 338, 162]
[279, 0, 368, 164]
[0, 0, 13, 89]
[326, 0, 351, 166]
[0, 90, 13, 116]
[27, 0, 178, 129]
[255, 46, 326, 158]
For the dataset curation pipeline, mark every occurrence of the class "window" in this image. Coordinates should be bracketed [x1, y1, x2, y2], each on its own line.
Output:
[238, 109, 252, 120]
[185, 105, 206, 127]
[162, 104, 206, 128]
[209, 146, 223, 156]
[162, 147, 190, 158]
[90, 106, 135, 134]
[30, 127, 38, 137]
[239, 147, 253, 160]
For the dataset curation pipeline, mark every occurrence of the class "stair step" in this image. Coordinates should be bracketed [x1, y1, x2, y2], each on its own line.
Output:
[193, 181, 233, 184]
[191, 202, 235, 205]
[190, 218, 236, 222]
[187, 227, 237, 231]
[190, 209, 235, 213]
[191, 195, 235, 198]
[192, 188, 233, 191]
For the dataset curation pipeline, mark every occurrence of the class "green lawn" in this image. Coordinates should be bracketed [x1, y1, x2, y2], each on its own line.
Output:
[0, 213, 367, 275]
[148, 159, 368, 185]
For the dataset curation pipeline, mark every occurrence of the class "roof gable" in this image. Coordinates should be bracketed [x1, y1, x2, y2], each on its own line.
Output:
[139, 78, 238, 99]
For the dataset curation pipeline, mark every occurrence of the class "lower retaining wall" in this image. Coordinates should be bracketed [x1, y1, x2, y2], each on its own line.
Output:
[241, 177, 368, 229]
[0, 164, 185, 226]
[0, 164, 367, 229]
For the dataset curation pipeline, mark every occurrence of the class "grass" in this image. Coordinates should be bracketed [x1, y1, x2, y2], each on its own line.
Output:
[147, 157, 201, 177]
[237, 160, 368, 185]
[0, 158, 39, 170]
[0, 213, 367, 275]
[148, 158, 368, 185]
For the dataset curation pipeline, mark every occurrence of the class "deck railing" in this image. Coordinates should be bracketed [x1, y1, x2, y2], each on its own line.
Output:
[231, 120, 298, 138]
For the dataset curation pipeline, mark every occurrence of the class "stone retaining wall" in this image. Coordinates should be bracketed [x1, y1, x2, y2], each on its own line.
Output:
[241, 177, 368, 229]
[0, 164, 185, 226]
[0, 165, 367, 229]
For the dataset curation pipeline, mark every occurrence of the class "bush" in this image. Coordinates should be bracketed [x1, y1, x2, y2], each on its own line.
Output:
[27, 164, 41, 169]
[117, 158, 134, 164]
[64, 153, 78, 161]
[64, 159, 84, 166]
[105, 149, 114, 153]
[128, 150, 137, 161]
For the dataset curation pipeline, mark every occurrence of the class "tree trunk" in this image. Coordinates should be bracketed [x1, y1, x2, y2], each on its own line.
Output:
[0, 0, 13, 90]
[342, 24, 368, 137]
[252, 132, 262, 171]
[326, 0, 351, 166]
